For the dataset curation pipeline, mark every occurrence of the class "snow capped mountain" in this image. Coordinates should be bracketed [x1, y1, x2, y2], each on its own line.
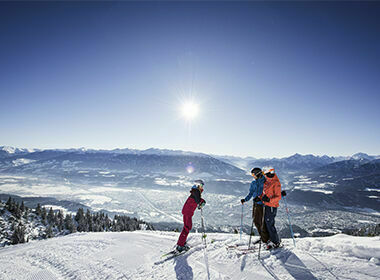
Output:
[0, 146, 38, 156]
[2, 146, 379, 168]
[1, 146, 210, 159]
[351, 152, 376, 161]
[287, 158, 380, 211]
[212, 155, 256, 171]
[125, 148, 208, 157]
[0, 149, 245, 180]
[0, 230, 378, 279]
[246, 153, 336, 176]
[1, 146, 379, 230]
[36, 147, 209, 157]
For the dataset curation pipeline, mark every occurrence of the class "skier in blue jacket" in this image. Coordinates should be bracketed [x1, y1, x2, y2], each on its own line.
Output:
[240, 167, 269, 243]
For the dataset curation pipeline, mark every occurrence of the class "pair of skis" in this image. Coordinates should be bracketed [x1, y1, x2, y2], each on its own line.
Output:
[156, 247, 190, 264]
[157, 208, 211, 280]
[226, 238, 260, 254]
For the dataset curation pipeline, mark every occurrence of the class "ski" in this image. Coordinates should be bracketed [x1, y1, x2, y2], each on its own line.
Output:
[233, 247, 256, 255]
[155, 248, 190, 265]
[161, 250, 177, 258]
[226, 244, 245, 249]
[227, 245, 257, 255]
[226, 238, 260, 250]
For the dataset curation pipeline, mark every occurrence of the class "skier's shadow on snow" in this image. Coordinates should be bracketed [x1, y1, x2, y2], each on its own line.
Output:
[240, 255, 247, 271]
[262, 249, 318, 280]
[174, 254, 193, 280]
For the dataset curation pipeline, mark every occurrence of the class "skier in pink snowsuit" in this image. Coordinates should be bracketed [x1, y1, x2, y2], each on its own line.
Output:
[176, 179, 206, 252]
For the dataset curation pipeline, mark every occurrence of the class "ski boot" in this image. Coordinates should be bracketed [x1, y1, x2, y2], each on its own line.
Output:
[176, 244, 190, 253]
[266, 241, 282, 250]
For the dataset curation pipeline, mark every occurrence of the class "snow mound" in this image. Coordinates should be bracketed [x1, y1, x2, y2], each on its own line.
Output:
[0, 231, 379, 279]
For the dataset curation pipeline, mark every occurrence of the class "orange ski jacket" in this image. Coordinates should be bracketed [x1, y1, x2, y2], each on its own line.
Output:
[261, 174, 282, 208]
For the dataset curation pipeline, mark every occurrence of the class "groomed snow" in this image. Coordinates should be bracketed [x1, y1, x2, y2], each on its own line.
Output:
[0, 231, 378, 280]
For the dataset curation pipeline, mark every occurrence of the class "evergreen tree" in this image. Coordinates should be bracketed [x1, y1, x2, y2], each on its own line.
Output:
[20, 201, 25, 213]
[75, 208, 84, 222]
[57, 210, 64, 231]
[41, 207, 47, 225]
[14, 202, 21, 219]
[104, 214, 110, 231]
[11, 223, 25, 245]
[10, 221, 16, 231]
[47, 207, 55, 225]
[5, 196, 12, 210]
[46, 225, 53, 238]
[75, 208, 88, 232]
[23, 207, 29, 220]
[64, 214, 76, 233]
[35, 203, 42, 216]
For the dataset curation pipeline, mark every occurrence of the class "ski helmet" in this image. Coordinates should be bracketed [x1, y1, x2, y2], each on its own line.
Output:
[262, 166, 275, 175]
[250, 167, 263, 177]
[194, 179, 204, 187]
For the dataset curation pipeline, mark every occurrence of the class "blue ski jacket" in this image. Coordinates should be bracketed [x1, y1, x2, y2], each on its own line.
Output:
[244, 177, 266, 204]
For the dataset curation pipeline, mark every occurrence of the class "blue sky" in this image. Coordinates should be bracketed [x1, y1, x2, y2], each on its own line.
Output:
[1, 1, 379, 158]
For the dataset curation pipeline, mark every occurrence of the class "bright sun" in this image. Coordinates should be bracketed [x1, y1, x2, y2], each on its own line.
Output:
[181, 101, 199, 121]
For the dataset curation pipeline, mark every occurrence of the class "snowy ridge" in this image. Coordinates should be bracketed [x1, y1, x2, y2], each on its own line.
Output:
[0, 146, 38, 154]
[1, 146, 209, 158]
[0, 231, 378, 279]
[37, 147, 210, 157]
[2, 146, 379, 161]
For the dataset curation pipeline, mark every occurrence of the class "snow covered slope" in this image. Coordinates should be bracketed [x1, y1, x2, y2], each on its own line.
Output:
[0, 231, 379, 280]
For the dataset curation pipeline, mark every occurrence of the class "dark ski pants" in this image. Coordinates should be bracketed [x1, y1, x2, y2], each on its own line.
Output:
[177, 214, 193, 246]
[253, 204, 269, 243]
[264, 206, 280, 245]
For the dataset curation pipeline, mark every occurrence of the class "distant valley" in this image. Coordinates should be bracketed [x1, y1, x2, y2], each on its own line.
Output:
[0, 146, 379, 237]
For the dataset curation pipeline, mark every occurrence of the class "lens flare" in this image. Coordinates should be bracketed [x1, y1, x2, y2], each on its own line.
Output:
[186, 163, 195, 174]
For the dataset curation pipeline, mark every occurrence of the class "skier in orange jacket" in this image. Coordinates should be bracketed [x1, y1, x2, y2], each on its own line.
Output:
[260, 166, 282, 249]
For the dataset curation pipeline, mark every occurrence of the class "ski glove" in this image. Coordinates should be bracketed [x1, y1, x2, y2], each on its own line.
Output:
[241, 199, 245, 204]
[281, 190, 287, 197]
[253, 196, 261, 202]
[198, 200, 206, 209]
[262, 195, 270, 203]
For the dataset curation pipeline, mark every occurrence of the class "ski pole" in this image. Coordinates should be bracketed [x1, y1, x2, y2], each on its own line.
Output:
[248, 201, 256, 249]
[200, 208, 207, 248]
[200, 208, 210, 280]
[258, 205, 265, 260]
[282, 190, 296, 248]
[240, 203, 244, 242]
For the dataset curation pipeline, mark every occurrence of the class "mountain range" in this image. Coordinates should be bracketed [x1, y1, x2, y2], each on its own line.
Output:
[1, 145, 379, 213]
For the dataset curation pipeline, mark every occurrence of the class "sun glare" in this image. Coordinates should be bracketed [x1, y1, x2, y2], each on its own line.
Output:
[181, 101, 199, 121]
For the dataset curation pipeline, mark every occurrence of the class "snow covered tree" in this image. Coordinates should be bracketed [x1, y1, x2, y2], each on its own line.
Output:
[35, 203, 42, 216]
[41, 207, 47, 225]
[23, 207, 29, 219]
[64, 214, 76, 233]
[14, 202, 22, 219]
[11, 223, 25, 245]
[47, 207, 55, 225]
[45, 226, 53, 238]
[86, 209, 93, 231]
[75, 208, 88, 232]
[20, 201, 25, 212]
[57, 210, 64, 231]
[5, 196, 12, 210]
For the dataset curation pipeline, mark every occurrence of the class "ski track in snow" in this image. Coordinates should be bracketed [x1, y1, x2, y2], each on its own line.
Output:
[0, 231, 379, 280]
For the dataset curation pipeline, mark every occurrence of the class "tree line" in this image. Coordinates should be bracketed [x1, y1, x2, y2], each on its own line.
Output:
[1, 197, 154, 245]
